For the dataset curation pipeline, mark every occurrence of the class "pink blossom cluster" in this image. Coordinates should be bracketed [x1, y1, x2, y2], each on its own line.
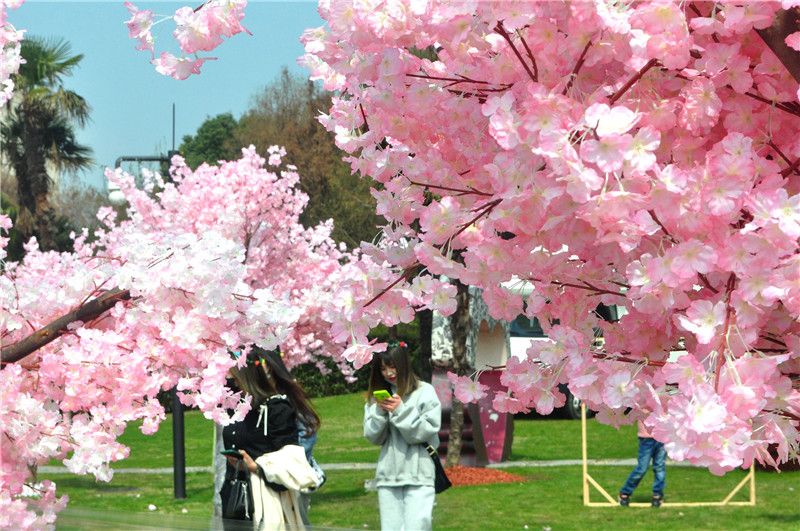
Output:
[304, 1, 800, 473]
[0, 0, 24, 105]
[324, 245, 458, 369]
[124, 0, 248, 80]
[0, 148, 350, 525]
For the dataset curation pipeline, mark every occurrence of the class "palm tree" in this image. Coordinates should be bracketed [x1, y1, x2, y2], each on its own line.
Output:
[1, 36, 92, 251]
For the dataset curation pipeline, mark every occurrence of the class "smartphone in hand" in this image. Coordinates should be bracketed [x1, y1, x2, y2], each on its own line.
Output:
[220, 449, 243, 458]
[373, 389, 392, 401]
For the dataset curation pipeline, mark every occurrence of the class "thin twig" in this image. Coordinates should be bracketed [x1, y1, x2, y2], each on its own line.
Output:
[610, 59, 658, 104]
[405, 177, 493, 197]
[515, 29, 538, 82]
[359, 103, 369, 132]
[362, 264, 418, 308]
[495, 22, 538, 84]
[406, 73, 495, 85]
[563, 39, 593, 95]
[647, 210, 678, 244]
[760, 335, 788, 348]
[767, 140, 800, 176]
[781, 156, 800, 177]
[698, 273, 720, 294]
[593, 351, 666, 367]
[529, 277, 626, 298]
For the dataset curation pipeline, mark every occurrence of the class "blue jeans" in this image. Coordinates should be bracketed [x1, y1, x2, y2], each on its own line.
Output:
[620, 437, 666, 496]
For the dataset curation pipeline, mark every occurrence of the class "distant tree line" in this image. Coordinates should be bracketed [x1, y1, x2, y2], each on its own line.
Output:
[180, 67, 383, 248]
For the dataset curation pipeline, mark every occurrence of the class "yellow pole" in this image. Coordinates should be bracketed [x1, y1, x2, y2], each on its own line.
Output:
[581, 403, 590, 505]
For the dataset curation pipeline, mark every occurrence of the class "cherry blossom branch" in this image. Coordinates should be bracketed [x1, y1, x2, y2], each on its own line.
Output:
[76, 278, 113, 309]
[366, 200, 502, 308]
[529, 277, 626, 298]
[515, 29, 538, 82]
[714, 274, 738, 392]
[494, 22, 538, 83]
[449, 198, 502, 241]
[673, 66, 800, 118]
[780, 156, 800, 177]
[610, 59, 659, 105]
[563, 39, 593, 95]
[405, 177, 493, 197]
[687, 3, 720, 43]
[759, 334, 788, 348]
[359, 103, 369, 132]
[742, 89, 800, 118]
[362, 262, 420, 308]
[592, 351, 666, 367]
[767, 139, 797, 170]
[647, 209, 678, 244]
[697, 273, 720, 294]
[765, 409, 800, 422]
[445, 89, 489, 103]
[406, 73, 508, 87]
[1, 288, 132, 365]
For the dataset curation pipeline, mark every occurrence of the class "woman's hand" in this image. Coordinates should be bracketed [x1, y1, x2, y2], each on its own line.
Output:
[240, 450, 258, 474]
[378, 395, 402, 413]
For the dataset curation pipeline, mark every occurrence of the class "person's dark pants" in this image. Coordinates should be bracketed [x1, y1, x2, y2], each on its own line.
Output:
[620, 437, 666, 496]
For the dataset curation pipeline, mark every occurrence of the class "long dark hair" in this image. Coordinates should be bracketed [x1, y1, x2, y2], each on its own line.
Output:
[366, 345, 419, 402]
[231, 346, 321, 435]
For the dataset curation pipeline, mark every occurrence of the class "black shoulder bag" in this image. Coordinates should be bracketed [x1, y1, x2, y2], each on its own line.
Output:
[425, 444, 452, 493]
[220, 459, 253, 520]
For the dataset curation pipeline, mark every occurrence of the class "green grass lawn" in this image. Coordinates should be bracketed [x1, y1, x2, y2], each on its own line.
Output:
[92, 392, 636, 469]
[49, 467, 800, 530]
[42, 393, 800, 529]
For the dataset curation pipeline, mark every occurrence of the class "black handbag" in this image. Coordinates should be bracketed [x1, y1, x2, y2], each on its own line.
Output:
[425, 444, 452, 494]
[220, 460, 253, 520]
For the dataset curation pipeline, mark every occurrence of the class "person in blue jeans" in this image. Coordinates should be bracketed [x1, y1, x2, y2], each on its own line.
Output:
[619, 422, 666, 508]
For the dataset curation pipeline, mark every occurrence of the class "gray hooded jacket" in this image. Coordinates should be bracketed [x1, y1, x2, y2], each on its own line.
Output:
[364, 381, 442, 488]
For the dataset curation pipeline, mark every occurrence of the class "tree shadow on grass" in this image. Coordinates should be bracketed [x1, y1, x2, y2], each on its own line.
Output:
[761, 513, 800, 524]
[47, 476, 140, 493]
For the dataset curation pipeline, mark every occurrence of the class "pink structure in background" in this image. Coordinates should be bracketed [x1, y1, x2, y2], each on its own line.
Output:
[432, 368, 513, 466]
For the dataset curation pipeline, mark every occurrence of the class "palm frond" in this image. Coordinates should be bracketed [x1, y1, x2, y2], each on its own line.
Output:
[42, 116, 93, 171]
[18, 36, 84, 90]
[46, 89, 91, 126]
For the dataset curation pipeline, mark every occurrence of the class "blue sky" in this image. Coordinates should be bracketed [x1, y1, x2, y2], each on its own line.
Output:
[9, 1, 324, 189]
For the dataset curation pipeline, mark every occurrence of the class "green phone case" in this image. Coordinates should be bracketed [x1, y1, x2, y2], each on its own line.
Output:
[373, 390, 392, 400]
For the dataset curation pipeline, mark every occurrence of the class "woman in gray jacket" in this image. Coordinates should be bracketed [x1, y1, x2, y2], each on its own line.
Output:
[364, 343, 442, 531]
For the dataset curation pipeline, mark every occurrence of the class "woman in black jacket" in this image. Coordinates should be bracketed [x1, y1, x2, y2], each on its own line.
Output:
[221, 347, 320, 528]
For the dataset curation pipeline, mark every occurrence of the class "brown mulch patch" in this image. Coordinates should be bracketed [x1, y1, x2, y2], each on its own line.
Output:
[445, 465, 526, 486]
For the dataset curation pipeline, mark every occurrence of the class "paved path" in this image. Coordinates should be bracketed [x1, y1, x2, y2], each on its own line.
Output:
[39, 458, 699, 475]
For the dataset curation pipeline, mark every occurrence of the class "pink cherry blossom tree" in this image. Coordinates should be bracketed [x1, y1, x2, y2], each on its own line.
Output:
[0, 147, 350, 527]
[123, 0, 249, 79]
[0, 0, 25, 104]
[4, 0, 800, 526]
[300, 0, 800, 476]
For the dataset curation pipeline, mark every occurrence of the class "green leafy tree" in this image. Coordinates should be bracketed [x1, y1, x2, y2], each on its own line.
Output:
[234, 67, 382, 248]
[0, 36, 92, 252]
[178, 112, 240, 169]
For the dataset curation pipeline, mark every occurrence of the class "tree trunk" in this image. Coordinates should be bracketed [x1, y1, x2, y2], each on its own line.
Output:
[16, 104, 56, 250]
[757, 10, 800, 83]
[445, 280, 470, 468]
[417, 308, 433, 383]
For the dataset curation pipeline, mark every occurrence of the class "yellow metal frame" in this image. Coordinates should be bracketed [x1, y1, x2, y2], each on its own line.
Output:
[581, 404, 756, 507]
